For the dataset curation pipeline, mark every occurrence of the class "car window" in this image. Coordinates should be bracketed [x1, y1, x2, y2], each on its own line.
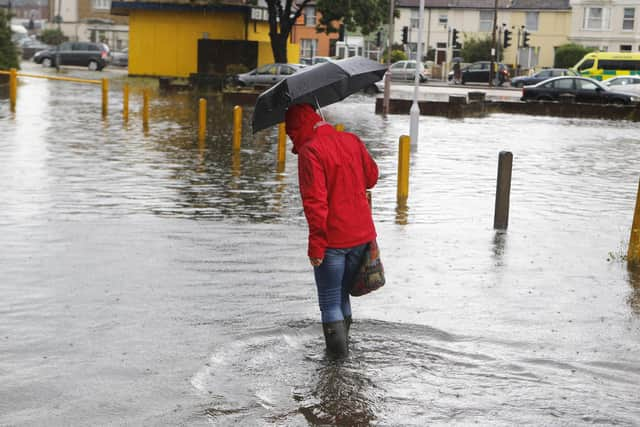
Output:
[538, 70, 551, 78]
[59, 42, 72, 50]
[578, 59, 594, 71]
[606, 79, 623, 86]
[469, 63, 482, 71]
[553, 79, 574, 90]
[72, 43, 88, 51]
[576, 79, 598, 90]
[390, 62, 405, 70]
[279, 65, 295, 75]
[255, 64, 275, 75]
[88, 44, 101, 51]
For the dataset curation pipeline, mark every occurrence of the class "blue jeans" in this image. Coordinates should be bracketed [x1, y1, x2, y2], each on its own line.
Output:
[313, 243, 367, 323]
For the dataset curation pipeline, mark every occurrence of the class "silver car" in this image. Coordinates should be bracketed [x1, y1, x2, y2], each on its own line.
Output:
[234, 63, 306, 87]
[388, 60, 428, 82]
[602, 75, 640, 94]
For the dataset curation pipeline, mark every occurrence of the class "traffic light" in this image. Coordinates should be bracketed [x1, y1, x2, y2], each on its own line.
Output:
[376, 30, 381, 47]
[522, 30, 530, 48]
[503, 29, 512, 48]
[451, 28, 460, 49]
[401, 26, 408, 44]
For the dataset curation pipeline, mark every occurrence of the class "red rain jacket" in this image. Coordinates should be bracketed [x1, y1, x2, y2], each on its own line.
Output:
[285, 104, 378, 259]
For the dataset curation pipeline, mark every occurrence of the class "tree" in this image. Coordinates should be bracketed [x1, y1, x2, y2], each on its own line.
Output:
[460, 35, 502, 63]
[554, 43, 593, 68]
[316, 0, 393, 36]
[39, 28, 68, 46]
[0, 10, 19, 70]
[264, 0, 313, 63]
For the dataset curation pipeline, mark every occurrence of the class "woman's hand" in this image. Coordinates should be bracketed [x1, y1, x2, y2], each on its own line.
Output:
[309, 257, 323, 267]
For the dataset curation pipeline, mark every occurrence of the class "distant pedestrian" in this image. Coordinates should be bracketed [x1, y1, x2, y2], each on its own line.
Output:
[285, 103, 379, 359]
[453, 61, 461, 84]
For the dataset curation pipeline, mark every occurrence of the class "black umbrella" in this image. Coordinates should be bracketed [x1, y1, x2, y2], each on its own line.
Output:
[251, 56, 387, 133]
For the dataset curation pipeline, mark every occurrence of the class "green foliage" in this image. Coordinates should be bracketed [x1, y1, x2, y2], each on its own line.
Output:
[39, 28, 68, 46]
[554, 43, 594, 68]
[316, 0, 396, 36]
[460, 35, 495, 63]
[381, 44, 407, 63]
[0, 10, 20, 70]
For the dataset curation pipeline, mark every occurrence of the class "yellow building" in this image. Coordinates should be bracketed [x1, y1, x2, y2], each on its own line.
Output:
[111, 1, 299, 78]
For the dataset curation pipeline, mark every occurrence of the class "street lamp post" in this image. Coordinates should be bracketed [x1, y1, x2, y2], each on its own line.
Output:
[409, 0, 425, 149]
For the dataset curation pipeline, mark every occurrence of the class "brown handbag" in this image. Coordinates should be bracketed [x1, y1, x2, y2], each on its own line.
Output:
[350, 240, 385, 296]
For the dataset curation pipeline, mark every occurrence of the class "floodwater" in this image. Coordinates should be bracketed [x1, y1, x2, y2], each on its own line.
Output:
[1, 66, 640, 426]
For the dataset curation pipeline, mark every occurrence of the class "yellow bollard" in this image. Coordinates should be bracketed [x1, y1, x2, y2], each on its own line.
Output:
[142, 89, 149, 128]
[397, 135, 410, 202]
[277, 122, 287, 166]
[9, 68, 17, 112]
[198, 98, 207, 141]
[628, 179, 640, 267]
[101, 78, 108, 117]
[335, 123, 345, 132]
[123, 83, 129, 122]
[233, 105, 242, 151]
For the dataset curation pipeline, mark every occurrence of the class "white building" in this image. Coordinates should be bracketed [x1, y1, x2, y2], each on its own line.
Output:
[569, 0, 640, 52]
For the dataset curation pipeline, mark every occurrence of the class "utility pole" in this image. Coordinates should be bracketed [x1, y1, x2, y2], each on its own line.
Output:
[489, 0, 498, 86]
[383, 0, 395, 115]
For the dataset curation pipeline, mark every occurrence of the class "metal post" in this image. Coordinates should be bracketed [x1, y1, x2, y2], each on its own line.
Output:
[628, 178, 640, 267]
[489, 0, 498, 86]
[9, 68, 17, 112]
[382, 0, 395, 115]
[397, 135, 410, 202]
[123, 83, 129, 122]
[101, 78, 108, 117]
[493, 151, 513, 230]
[409, 0, 425, 150]
[198, 98, 207, 141]
[233, 105, 242, 151]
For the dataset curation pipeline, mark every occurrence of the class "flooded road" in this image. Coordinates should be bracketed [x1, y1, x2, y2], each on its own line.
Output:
[1, 65, 640, 426]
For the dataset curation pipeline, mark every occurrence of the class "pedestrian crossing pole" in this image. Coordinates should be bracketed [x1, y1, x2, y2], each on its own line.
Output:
[628, 178, 640, 267]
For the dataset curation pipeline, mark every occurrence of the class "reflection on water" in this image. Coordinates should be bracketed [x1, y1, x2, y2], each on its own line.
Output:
[627, 267, 640, 315]
[2, 67, 640, 425]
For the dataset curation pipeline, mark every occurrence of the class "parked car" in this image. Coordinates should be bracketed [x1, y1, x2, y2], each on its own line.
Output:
[510, 68, 578, 87]
[33, 42, 111, 71]
[521, 76, 640, 105]
[232, 63, 306, 87]
[18, 39, 52, 60]
[602, 75, 640, 94]
[449, 61, 510, 86]
[300, 56, 335, 65]
[387, 60, 429, 83]
[110, 48, 128, 67]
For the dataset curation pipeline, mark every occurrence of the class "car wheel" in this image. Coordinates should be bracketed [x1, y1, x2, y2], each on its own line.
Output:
[88, 60, 98, 71]
[364, 84, 378, 95]
[460, 79, 466, 85]
[419, 76, 427, 83]
[42, 57, 52, 67]
[516, 82, 524, 88]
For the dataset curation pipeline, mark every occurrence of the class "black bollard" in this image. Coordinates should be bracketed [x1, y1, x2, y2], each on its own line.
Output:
[494, 151, 513, 230]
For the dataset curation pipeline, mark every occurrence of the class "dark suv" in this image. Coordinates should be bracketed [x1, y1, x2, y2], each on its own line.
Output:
[33, 42, 111, 71]
[450, 61, 510, 86]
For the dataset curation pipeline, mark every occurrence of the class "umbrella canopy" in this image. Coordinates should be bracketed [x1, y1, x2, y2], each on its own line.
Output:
[252, 56, 387, 133]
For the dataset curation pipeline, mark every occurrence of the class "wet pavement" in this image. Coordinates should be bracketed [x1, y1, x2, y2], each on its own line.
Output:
[1, 62, 640, 426]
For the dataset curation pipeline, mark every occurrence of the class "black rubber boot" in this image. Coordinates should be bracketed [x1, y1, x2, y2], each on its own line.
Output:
[322, 321, 348, 359]
[344, 315, 352, 339]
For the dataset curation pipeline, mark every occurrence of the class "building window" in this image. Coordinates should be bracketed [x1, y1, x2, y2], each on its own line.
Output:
[301, 39, 318, 59]
[438, 14, 448, 26]
[410, 9, 419, 29]
[525, 12, 539, 31]
[620, 44, 632, 52]
[623, 8, 635, 31]
[583, 7, 610, 30]
[479, 10, 493, 32]
[304, 7, 316, 26]
[92, 0, 110, 10]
